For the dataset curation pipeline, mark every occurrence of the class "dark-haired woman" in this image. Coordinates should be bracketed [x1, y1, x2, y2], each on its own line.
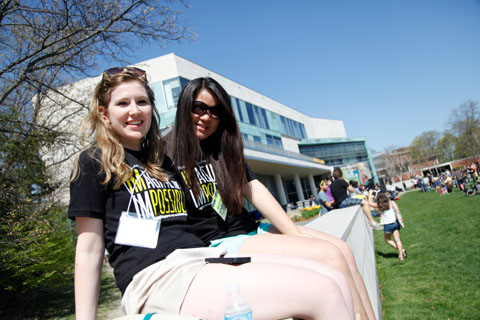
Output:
[167, 77, 376, 320]
[376, 192, 407, 261]
[70, 69, 353, 320]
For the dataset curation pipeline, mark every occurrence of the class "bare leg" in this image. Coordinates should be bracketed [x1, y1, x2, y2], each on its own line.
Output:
[238, 233, 370, 320]
[392, 229, 404, 260]
[250, 253, 354, 316]
[383, 233, 397, 249]
[181, 257, 353, 320]
[361, 200, 377, 226]
[294, 225, 376, 320]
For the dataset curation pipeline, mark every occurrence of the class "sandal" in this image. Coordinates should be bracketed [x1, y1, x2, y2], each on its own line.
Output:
[403, 249, 408, 258]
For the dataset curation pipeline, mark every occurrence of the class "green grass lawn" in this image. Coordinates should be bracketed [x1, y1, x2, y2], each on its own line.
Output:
[12, 189, 479, 319]
[374, 189, 480, 319]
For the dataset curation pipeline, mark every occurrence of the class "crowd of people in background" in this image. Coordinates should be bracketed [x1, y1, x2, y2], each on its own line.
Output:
[312, 170, 408, 260]
[414, 161, 480, 197]
[308, 160, 480, 218]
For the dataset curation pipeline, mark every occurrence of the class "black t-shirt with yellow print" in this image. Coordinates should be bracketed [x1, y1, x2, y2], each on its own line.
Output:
[68, 148, 204, 294]
[178, 159, 258, 245]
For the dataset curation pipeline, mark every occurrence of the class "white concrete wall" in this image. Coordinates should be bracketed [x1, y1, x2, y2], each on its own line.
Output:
[305, 117, 347, 139]
[304, 206, 382, 320]
[281, 136, 300, 153]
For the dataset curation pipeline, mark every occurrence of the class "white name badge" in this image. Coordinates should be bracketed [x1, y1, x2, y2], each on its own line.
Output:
[114, 211, 161, 249]
[212, 190, 228, 221]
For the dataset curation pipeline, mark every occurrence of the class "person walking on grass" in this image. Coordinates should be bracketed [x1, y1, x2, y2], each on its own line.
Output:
[376, 192, 407, 261]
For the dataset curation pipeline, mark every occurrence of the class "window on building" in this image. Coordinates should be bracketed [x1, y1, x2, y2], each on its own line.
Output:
[150, 81, 167, 112]
[163, 78, 182, 110]
[231, 97, 244, 122]
[278, 115, 306, 140]
[299, 123, 307, 139]
[284, 179, 298, 204]
[300, 177, 312, 200]
[260, 108, 270, 129]
[266, 134, 283, 149]
[245, 102, 256, 126]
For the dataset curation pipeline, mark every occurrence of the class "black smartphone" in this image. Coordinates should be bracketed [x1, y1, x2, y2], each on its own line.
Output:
[205, 256, 251, 265]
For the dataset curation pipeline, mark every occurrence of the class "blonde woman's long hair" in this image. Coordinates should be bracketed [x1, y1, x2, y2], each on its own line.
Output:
[72, 69, 167, 188]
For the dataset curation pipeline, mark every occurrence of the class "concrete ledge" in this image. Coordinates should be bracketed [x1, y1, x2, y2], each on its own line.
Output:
[304, 206, 382, 320]
[115, 206, 381, 320]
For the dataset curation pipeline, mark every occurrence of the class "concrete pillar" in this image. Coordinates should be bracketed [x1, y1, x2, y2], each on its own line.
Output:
[308, 174, 317, 198]
[274, 174, 287, 206]
[293, 174, 305, 201]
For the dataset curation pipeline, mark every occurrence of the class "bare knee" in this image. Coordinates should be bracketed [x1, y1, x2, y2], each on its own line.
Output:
[317, 277, 353, 319]
[320, 243, 349, 271]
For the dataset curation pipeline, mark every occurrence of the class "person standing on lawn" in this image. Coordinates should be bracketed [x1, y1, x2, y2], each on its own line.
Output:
[317, 180, 334, 215]
[376, 192, 407, 261]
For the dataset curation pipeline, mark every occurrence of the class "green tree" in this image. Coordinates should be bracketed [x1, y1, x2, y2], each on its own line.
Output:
[409, 130, 441, 164]
[0, 0, 194, 314]
[436, 133, 458, 163]
[447, 100, 480, 160]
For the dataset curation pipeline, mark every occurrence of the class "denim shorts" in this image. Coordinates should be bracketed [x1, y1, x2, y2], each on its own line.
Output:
[383, 221, 400, 234]
[208, 223, 271, 254]
[340, 197, 363, 208]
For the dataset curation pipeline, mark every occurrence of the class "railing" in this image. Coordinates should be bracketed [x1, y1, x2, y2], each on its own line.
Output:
[243, 139, 323, 163]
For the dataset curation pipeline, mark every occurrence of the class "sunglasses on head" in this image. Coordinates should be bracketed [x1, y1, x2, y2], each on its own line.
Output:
[192, 101, 221, 119]
[103, 67, 146, 78]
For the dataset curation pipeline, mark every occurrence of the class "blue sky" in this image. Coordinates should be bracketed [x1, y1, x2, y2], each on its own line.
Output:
[130, 0, 480, 152]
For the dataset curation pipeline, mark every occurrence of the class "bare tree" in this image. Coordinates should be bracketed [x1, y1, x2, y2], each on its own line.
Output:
[0, 0, 195, 306]
[1, 0, 195, 201]
[1, 0, 194, 137]
[382, 146, 412, 184]
[447, 100, 480, 161]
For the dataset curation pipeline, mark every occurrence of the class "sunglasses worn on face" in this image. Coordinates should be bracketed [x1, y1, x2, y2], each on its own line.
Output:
[192, 101, 221, 119]
[103, 67, 146, 78]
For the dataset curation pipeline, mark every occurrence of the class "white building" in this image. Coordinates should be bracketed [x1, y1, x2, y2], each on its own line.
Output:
[42, 53, 357, 208]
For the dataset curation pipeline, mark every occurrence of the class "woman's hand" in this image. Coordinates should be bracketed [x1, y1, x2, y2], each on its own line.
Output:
[244, 179, 301, 236]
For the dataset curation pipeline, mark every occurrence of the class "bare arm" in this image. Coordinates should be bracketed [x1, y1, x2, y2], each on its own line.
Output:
[347, 185, 355, 193]
[318, 193, 333, 208]
[324, 199, 333, 208]
[366, 190, 378, 208]
[74, 217, 105, 320]
[244, 179, 301, 236]
[391, 201, 404, 223]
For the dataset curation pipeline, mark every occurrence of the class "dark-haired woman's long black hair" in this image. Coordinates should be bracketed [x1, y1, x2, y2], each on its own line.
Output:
[167, 77, 246, 215]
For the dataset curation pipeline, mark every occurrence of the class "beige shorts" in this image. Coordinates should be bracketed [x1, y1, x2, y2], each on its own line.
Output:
[121, 247, 226, 315]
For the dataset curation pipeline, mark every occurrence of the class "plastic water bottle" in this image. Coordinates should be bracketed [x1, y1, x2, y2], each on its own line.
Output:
[224, 283, 254, 320]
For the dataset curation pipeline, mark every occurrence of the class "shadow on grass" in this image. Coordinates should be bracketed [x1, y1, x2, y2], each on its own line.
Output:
[98, 268, 122, 313]
[0, 283, 75, 319]
[0, 266, 119, 319]
[375, 250, 400, 260]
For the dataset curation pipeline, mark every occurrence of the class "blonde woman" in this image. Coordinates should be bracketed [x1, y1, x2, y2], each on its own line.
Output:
[69, 68, 354, 320]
